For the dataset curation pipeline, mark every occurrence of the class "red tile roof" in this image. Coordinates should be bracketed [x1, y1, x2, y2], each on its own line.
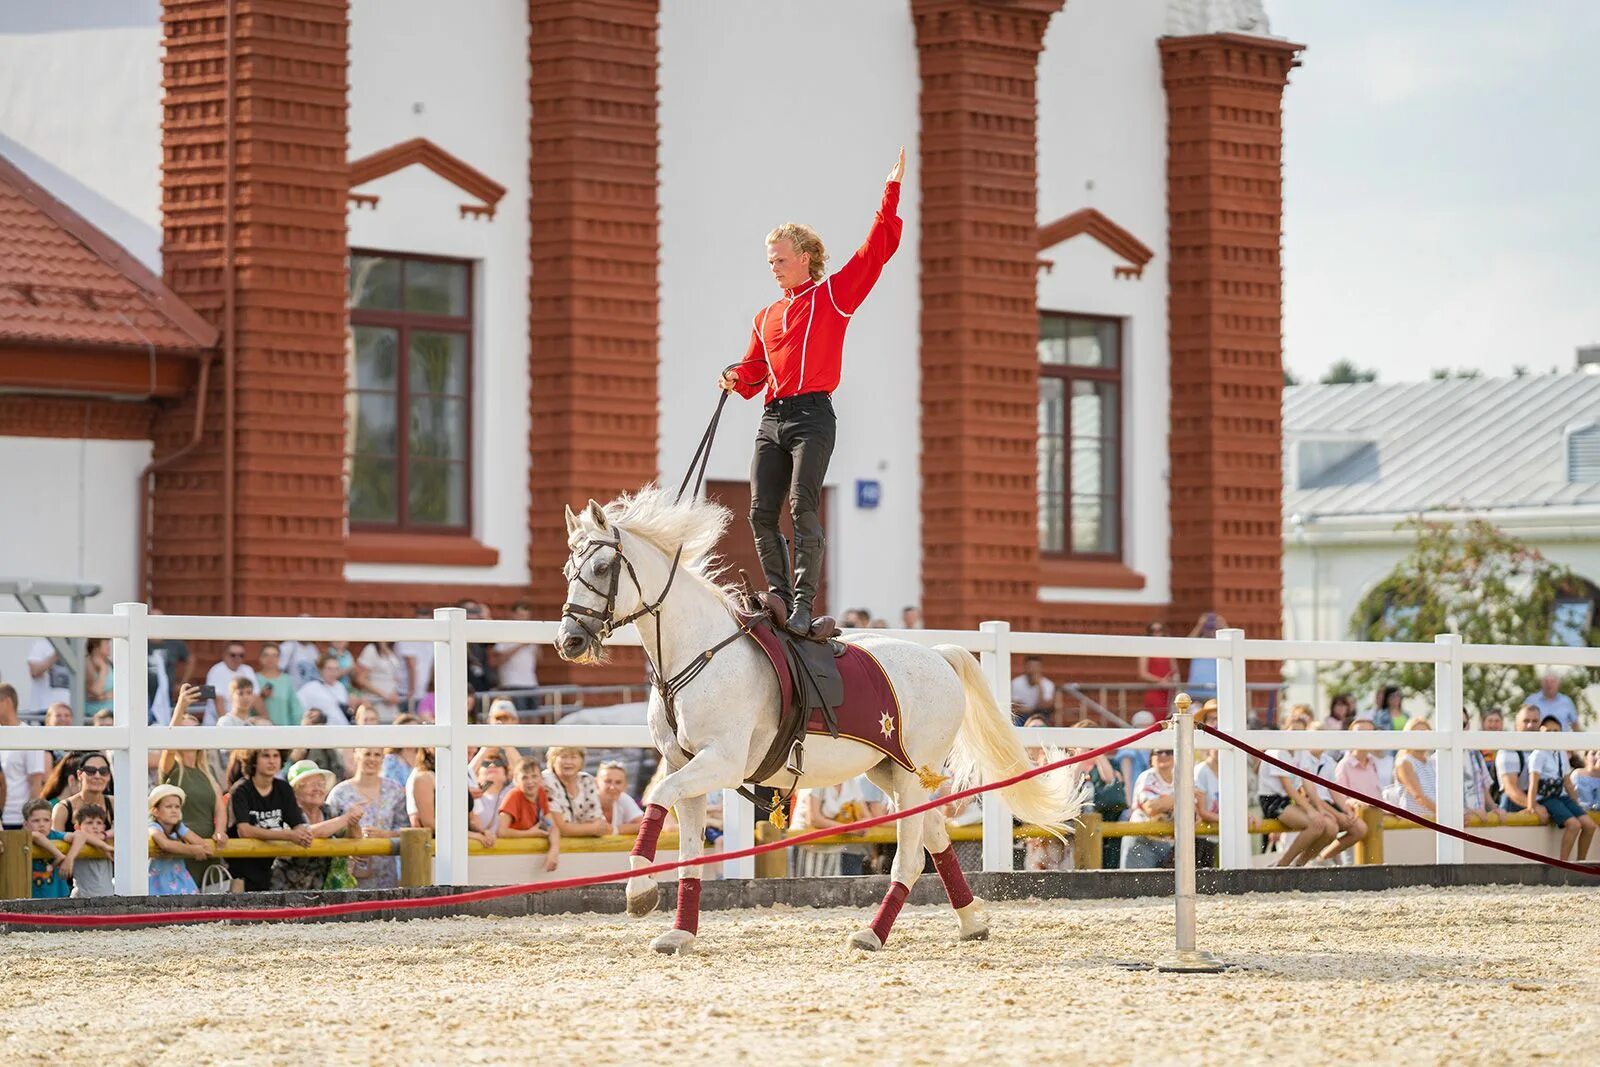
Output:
[0, 152, 217, 353]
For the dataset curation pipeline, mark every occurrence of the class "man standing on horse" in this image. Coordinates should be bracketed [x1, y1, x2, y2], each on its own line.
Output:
[719, 147, 905, 636]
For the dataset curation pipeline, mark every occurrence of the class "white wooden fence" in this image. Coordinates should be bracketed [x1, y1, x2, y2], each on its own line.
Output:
[2, 607, 1596, 896]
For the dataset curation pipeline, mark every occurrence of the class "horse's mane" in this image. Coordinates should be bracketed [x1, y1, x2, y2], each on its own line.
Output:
[600, 486, 742, 607]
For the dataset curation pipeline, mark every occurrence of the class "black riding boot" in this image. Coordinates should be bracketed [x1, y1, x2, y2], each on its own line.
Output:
[753, 532, 793, 615]
[788, 533, 825, 635]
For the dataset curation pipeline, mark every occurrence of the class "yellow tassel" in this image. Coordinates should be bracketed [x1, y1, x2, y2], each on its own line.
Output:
[917, 765, 950, 792]
[769, 805, 787, 830]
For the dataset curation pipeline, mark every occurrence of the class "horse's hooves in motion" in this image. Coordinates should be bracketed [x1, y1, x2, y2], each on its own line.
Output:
[651, 929, 697, 955]
[959, 925, 990, 942]
[625, 878, 660, 918]
[847, 929, 884, 952]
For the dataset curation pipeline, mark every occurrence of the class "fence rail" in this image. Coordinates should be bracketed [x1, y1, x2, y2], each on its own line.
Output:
[2, 607, 1597, 897]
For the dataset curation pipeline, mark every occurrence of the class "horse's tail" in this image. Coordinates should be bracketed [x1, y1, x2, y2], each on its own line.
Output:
[936, 645, 1086, 837]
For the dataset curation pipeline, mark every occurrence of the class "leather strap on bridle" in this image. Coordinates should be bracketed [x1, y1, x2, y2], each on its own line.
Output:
[560, 367, 765, 743]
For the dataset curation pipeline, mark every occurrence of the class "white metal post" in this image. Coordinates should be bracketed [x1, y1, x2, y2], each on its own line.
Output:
[1433, 633, 1466, 864]
[978, 620, 1015, 872]
[723, 791, 756, 879]
[113, 603, 150, 895]
[1215, 628, 1252, 870]
[433, 607, 469, 886]
[1157, 693, 1223, 972]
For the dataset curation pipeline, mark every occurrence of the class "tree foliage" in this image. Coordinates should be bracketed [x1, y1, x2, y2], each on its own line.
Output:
[1319, 359, 1377, 385]
[1324, 519, 1596, 720]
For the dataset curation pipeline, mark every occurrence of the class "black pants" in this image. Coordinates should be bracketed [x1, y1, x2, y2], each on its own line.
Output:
[750, 392, 835, 545]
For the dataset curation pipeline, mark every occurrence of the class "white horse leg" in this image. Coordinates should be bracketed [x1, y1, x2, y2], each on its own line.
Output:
[849, 766, 926, 952]
[626, 746, 742, 918]
[923, 807, 987, 941]
[651, 792, 705, 954]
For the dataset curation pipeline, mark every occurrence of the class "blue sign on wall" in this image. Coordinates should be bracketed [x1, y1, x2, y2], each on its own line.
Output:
[856, 479, 881, 509]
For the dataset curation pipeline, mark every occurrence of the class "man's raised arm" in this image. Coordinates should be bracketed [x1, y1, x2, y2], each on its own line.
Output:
[827, 147, 906, 314]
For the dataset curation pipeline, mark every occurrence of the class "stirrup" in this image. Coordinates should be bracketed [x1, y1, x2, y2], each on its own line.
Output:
[785, 739, 805, 777]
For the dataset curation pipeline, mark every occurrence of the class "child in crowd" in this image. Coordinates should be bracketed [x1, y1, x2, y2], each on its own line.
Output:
[66, 802, 115, 897]
[1527, 717, 1597, 862]
[498, 756, 560, 871]
[1573, 750, 1600, 813]
[148, 784, 213, 895]
[25, 799, 71, 899]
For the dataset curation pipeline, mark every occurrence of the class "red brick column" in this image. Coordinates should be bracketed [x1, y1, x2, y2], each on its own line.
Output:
[157, 0, 351, 616]
[527, 0, 660, 680]
[1161, 33, 1301, 655]
[912, 0, 1063, 631]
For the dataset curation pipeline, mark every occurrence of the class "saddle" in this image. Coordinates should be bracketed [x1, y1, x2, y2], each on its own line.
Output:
[735, 574, 913, 802]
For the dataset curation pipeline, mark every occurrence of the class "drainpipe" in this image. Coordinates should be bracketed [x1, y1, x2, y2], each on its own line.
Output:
[138, 354, 214, 602]
[221, 0, 238, 613]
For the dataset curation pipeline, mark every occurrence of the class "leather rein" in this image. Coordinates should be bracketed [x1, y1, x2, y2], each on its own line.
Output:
[559, 372, 757, 737]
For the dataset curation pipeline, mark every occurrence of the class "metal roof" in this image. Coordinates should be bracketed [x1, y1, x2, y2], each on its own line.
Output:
[1283, 374, 1600, 520]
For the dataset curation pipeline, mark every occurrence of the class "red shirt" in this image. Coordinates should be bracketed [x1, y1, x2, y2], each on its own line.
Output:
[497, 785, 549, 831]
[730, 180, 903, 403]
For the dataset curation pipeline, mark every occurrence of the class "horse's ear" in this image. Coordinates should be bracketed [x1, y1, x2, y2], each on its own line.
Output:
[564, 504, 580, 536]
[585, 499, 608, 530]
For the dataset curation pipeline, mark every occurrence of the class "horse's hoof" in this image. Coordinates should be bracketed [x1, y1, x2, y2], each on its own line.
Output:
[959, 925, 990, 942]
[651, 928, 696, 955]
[625, 879, 660, 917]
[847, 929, 883, 952]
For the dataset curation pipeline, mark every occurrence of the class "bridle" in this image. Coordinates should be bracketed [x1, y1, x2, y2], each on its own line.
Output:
[559, 370, 764, 739]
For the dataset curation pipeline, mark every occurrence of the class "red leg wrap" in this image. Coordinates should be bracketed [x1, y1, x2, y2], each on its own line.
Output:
[673, 877, 701, 935]
[631, 804, 668, 860]
[930, 845, 974, 910]
[868, 881, 911, 945]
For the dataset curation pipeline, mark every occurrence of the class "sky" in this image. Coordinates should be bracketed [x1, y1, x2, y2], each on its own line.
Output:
[1268, 0, 1600, 383]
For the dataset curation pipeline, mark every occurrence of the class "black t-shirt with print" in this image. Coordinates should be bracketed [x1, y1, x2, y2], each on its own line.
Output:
[228, 778, 307, 892]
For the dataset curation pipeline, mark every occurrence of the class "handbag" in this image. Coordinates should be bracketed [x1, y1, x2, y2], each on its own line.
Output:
[199, 861, 232, 895]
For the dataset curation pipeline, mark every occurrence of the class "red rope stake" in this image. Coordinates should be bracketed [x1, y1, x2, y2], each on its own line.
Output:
[631, 803, 668, 859]
[1199, 721, 1600, 878]
[673, 877, 701, 935]
[868, 881, 910, 944]
[0, 723, 1163, 928]
[930, 845, 974, 910]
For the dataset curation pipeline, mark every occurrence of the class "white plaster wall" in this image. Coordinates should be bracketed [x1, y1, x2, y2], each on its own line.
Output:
[0, 2, 163, 268]
[0, 437, 151, 697]
[1283, 525, 1600, 707]
[342, 0, 533, 588]
[659, 1, 922, 621]
[1035, 0, 1172, 606]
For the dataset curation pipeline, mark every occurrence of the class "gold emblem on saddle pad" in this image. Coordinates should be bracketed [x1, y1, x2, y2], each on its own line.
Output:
[917, 765, 950, 792]
[879, 712, 895, 739]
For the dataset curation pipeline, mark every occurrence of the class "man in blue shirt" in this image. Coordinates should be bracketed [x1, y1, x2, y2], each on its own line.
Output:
[1524, 670, 1579, 731]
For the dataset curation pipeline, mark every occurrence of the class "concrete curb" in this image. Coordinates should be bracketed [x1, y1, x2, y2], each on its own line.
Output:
[4, 863, 1596, 932]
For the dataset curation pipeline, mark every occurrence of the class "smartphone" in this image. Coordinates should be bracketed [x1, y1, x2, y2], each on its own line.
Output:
[260, 682, 274, 697]
[197, 684, 216, 702]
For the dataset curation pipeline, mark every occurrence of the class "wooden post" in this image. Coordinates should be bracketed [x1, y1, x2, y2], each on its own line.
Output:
[1073, 812, 1103, 870]
[399, 829, 432, 888]
[1354, 806, 1384, 865]
[754, 822, 787, 879]
[1, 829, 31, 900]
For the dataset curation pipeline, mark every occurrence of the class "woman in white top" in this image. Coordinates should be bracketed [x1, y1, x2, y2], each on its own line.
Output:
[296, 655, 351, 725]
[1122, 748, 1184, 869]
[1392, 718, 1438, 818]
[352, 642, 403, 719]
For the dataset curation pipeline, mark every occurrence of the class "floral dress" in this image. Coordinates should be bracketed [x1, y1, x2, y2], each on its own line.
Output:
[149, 821, 200, 896]
[542, 769, 604, 825]
[270, 803, 358, 891]
[326, 778, 407, 889]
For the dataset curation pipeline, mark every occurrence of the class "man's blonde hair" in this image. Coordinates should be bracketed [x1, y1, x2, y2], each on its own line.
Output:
[766, 222, 827, 281]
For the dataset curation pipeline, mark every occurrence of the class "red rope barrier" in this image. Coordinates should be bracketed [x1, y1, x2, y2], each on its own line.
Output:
[1199, 722, 1600, 877]
[0, 724, 1165, 928]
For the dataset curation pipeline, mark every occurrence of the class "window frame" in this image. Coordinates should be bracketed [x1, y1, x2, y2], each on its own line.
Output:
[1037, 310, 1125, 562]
[348, 248, 476, 535]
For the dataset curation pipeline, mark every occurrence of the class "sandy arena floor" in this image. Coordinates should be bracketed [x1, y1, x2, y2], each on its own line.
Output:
[1, 885, 1595, 1066]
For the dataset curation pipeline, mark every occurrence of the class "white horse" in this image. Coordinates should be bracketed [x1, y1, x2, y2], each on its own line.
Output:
[556, 489, 1082, 953]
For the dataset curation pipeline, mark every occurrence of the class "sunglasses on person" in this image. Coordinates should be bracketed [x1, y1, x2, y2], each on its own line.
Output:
[81, 764, 111, 776]
[483, 759, 508, 769]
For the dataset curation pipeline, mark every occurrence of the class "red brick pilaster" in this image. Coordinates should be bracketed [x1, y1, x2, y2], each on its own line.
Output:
[157, 0, 350, 616]
[1161, 34, 1300, 655]
[527, 0, 660, 680]
[913, 0, 1063, 631]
